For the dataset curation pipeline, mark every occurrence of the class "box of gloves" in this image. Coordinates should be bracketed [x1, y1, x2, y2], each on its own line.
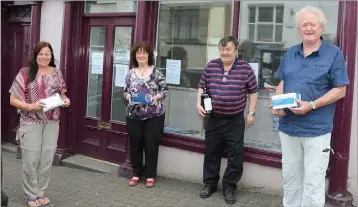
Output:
[271, 93, 301, 109]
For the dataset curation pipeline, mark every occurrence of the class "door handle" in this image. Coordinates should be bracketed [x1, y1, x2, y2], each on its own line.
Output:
[97, 121, 112, 129]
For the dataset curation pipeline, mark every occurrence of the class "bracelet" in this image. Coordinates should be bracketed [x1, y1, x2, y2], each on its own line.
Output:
[309, 101, 316, 111]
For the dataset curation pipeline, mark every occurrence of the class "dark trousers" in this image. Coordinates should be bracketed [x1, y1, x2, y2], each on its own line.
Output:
[203, 112, 245, 191]
[126, 114, 165, 178]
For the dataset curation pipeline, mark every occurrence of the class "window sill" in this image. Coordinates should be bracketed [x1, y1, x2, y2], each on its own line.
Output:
[161, 128, 282, 169]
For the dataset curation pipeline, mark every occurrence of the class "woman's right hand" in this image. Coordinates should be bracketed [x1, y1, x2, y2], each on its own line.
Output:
[28, 101, 44, 111]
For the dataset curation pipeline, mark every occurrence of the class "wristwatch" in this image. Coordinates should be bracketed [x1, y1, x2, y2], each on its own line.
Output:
[248, 111, 255, 116]
[309, 101, 316, 111]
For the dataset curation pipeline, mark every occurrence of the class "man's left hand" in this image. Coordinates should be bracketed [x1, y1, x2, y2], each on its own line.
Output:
[245, 114, 255, 127]
[289, 99, 312, 115]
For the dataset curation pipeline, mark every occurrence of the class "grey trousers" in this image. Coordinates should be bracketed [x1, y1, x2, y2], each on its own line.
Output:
[18, 122, 59, 199]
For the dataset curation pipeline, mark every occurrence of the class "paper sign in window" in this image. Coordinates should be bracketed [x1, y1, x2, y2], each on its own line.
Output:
[91, 52, 104, 74]
[248, 63, 259, 84]
[165, 59, 181, 85]
[115, 64, 128, 87]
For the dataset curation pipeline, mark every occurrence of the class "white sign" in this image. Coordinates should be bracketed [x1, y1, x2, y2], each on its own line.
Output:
[248, 63, 259, 84]
[114, 49, 130, 63]
[165, 59, 181, 85]
[115, 64, 129, 87]
[91, 52, 104, 74]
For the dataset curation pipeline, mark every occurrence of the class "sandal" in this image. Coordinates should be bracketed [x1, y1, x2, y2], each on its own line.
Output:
[145, 178, 155, 188]
[128, 177, 140, 186]
[37, 196, 51, 205]
[25, 198, 41, 207]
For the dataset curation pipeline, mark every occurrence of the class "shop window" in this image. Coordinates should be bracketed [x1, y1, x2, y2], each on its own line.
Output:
[155, 2, 232, 138]
[238, 1, 339, 152]
[84, 1, 137, 13]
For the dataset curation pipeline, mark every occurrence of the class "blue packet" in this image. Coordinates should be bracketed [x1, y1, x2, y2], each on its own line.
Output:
[131, 93, 152, 104]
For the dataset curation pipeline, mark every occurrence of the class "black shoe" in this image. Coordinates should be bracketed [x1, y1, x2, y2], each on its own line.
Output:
[200, 184, 217, 198]
[223, 189, 236, 204]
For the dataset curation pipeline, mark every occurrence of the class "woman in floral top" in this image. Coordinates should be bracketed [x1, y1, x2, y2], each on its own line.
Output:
[124, 41, 168, 188]
[9, 41, 70, 207]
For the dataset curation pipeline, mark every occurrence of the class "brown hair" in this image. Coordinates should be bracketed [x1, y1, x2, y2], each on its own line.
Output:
[28, 41, 56, 82]
[130, 41, 154, 68]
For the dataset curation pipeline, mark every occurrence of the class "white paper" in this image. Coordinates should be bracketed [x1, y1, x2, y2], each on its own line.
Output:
[204, 98, 212, 111]
[115, 64, 128, 87]
[248, 63, 259, 84]
[114, 48, 130, 63]
[91, 52, 104, 74]
[165, 59, 181, 85]
[40, 93, 65, 112]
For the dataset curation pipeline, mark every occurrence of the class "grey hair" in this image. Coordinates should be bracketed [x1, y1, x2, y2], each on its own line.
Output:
[295, 5, 327, 29]
[218, 36, 239, 50]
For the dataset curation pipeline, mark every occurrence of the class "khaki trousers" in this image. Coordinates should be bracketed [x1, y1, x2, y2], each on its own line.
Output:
[18, 122, 59, 199]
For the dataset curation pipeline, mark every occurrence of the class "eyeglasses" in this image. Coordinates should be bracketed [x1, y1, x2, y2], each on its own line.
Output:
[222, 71, 229, 82]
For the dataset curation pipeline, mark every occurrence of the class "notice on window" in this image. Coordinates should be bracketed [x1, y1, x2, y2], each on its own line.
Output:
[165, 59, 181, 85]
[91, 52, 104, 74]
[114, 48, 130, 63]
[248, 63, 259, 84]
[115, 64, 128, 87]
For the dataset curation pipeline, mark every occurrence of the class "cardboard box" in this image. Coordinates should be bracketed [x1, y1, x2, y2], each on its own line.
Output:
[131, 93, 152, 104]
[271, 93, 301, 109]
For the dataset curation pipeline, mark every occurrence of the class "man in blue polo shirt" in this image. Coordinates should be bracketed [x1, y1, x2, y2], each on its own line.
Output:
[272, 6, 349, 207]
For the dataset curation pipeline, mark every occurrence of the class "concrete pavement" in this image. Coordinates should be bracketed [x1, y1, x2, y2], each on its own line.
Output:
[1, 151, 283, 207]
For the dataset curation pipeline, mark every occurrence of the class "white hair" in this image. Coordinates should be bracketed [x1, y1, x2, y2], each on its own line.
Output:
[295, 5, 327, 29]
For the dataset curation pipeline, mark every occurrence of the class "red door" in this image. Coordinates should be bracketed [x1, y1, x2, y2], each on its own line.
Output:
[1, 22, 30, 143]
[77, 17, 135, 164]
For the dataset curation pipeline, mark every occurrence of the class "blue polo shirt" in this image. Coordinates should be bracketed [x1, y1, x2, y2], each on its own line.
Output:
[275, 39, 349, 137]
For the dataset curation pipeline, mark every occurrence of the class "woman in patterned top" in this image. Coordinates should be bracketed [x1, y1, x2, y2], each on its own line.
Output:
[9, 41, 70, 207]
[124, 41, 168, 188]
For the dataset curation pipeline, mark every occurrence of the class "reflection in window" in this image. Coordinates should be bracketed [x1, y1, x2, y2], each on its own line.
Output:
[84, 1, 137, 13]
[86, 27, 106, 118]
[111, 27, 132, 122]
[156, 2, 232, 89]
[239, 1, 339, 152]
[248, 5, 284, 43]
[156, 2, 232, 139]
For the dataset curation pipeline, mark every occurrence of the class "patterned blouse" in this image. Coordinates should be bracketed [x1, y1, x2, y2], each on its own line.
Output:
[123, 66, 168, 120]
[9, 67, 67, 125]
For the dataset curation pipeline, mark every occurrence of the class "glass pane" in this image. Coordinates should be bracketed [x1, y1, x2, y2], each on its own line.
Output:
[85, 1, 137, 13]
[275, 25, 283, 42]
[238, 1, 339, 152]
[249, 7, 256, 23]
[258, 7, 273, 22]
[248, 24, 255, 41]
[156, 2, 232, 139]
[257, 24, 273, 42]
[275, 6, 284, 23]
[111, 27, 132, 122]
[86, 27, 105, 118]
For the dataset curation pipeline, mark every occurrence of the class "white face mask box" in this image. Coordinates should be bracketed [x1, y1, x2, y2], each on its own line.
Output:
[271, 93, 301, 109]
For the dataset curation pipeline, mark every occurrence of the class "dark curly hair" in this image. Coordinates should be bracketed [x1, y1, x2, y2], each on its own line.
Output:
[130, 41, 154, 68]
[28, 41, 56, 82]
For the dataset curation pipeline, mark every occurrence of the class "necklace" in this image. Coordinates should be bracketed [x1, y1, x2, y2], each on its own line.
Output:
[139, 67, 148, 77]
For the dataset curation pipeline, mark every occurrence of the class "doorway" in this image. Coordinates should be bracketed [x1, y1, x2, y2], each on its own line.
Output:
[76, 16, 135, 164]
[1, 5, 31, 143]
